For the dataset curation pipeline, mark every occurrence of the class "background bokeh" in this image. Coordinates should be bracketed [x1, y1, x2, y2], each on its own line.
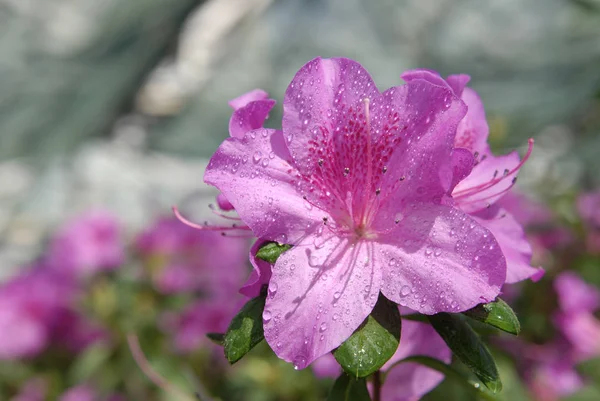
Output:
[1, 0, 600, 400]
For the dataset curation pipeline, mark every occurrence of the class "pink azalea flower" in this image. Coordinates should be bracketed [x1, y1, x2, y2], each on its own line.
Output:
[46, 210, 124, 277]
[136, 216, 247, 296]
[554, 272, 600, 360]
[401, 70, 541, 284]
[204, 57, 507, 368]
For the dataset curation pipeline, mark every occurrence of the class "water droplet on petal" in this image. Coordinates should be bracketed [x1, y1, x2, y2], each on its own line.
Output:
[263, 310, 272, 323]
[400, 286, 411, 296]
[253, 151, 262, 163]
[320, 322, 327, 332]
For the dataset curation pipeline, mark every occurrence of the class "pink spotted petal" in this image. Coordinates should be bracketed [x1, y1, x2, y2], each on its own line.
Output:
[239, 239, 272, 298]
[204, 128, 325, 244]
[228, 89, 269, 110]
[263, 236, 381, 369]
[378, 320, 451, 401]
[229, 98, 276, 139]
[379, 204, 506, 315]
[473, 207, 542, 284]
[453, 151, 521, 214]
[555, 272, 600, 313]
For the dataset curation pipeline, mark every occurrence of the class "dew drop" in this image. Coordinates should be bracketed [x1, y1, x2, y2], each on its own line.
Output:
[263, 310, 272, 323]
[400, 285, 411, 296]
[333, 291, 341, 300]
[389, 258, 397, 267]
[253, 151, 262, 163]
[320, 322, 327, 332]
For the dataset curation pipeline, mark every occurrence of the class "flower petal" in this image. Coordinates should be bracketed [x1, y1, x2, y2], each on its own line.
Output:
[446, 74, 471, 97]
[239, 239, 272, 298]
[453, 151, 521, 214]
[311, 353, 342, 379]
[473, 207, 542, 284]
[229, 99, 276, 139]
[204, 128, 325, 244]
[454, 87, 490, 155]
[401, 69, 450, 89]
[378, 320, 451, 401]
[228, 89, 269, 110]
[263, 236, 381, 369]
[449, 148, 474, 194]
[379, 204, 506, 314]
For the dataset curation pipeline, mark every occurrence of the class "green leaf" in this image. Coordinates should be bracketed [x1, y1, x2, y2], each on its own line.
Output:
[388, 356, 501, 401]
[67, 343, 113, 385]
[256, 241, 293, 264]
[428, 313, 502, 393]
[327, 373, 372, 401]
[224, 295, 266, 364]
[463, 298, 521, 335]
[206, 332, 225, 346]
[576, 357, 600, 383]
[333, 294, 401, 378]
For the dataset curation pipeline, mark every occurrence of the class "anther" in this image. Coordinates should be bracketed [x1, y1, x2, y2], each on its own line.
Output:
[503, 169, 509, 176]
[343, 167, 350, 176]
[323, 217, 328, 225]
[493, 170, 498, 178]
[399, 176, 406, 181]
[318, 159, 324, 167]
[512, 177, 518, 184]
[375, 188, 381, 196]
[474, 151, 479, 159]
[382, 166, 388, 174]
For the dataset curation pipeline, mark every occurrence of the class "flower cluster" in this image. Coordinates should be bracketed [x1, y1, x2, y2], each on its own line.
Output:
[204, 57, 537, 372]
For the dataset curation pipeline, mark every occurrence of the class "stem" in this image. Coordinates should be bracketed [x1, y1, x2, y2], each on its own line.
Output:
[372, 370, 382, 401]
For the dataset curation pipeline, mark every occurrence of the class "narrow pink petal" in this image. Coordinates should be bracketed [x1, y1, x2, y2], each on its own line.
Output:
[204, 128, 325, 244]
[473, 207, 542, 284]
[229, 99, 276, 139]
[555, 312, 600, 360]
[454, 87, 490, 156]
[401, 69, 449, 89]
[445, 74, 471, 98]
[378, 320, 451, 401]
[379, 204, 505, 314]
[239, 239, 272, 298]
[228, 89, 269, 110]
[453, 151, 521, 214]
[263, 236, 381, 369]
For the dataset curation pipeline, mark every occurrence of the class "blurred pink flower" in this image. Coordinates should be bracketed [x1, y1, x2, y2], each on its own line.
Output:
[59, 385, 96, 401]
[205, 57, 507, 369]
[578, 191, 600, 253]
[46, 210, 124, 277]
[0, 269, 74, 360]
[165, 298, 245, 352]
[136, 216, 248, 296]
[554, 272, 600, 360]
